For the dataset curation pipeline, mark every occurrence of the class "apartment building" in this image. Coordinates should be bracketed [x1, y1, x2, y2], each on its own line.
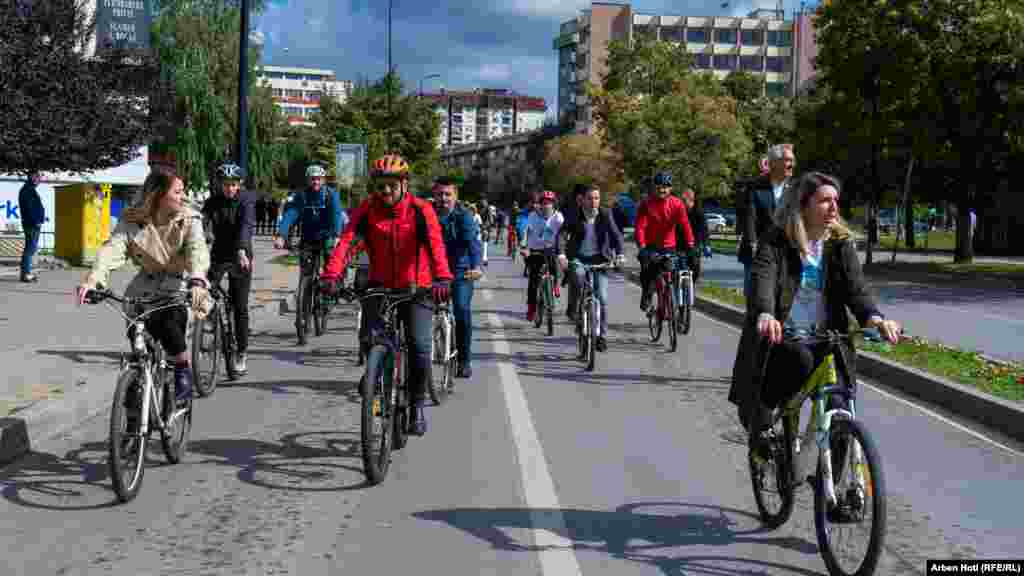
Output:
[554, 1, 820, 134]
[423, 88, 547, 149]
[255, 65, 353, 126]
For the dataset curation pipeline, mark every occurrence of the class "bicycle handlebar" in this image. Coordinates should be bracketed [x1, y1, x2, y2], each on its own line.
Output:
[782, 326, 907, 345]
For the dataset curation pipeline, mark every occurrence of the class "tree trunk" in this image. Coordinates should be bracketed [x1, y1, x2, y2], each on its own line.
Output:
[903, 154, 916, 249]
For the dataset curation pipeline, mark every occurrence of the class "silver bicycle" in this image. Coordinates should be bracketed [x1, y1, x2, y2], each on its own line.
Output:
[430, 302, 457, 403]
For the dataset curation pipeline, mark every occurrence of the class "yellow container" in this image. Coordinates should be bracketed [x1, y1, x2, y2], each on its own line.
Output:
[54, 183, 112, 266]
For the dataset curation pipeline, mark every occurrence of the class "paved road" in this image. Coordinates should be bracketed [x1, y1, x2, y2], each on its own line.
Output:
[628, 244, 1024, 363]
[1, 253, 1021, 575]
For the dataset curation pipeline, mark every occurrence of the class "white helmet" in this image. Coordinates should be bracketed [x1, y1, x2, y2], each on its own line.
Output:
[305, 164, 327, 178]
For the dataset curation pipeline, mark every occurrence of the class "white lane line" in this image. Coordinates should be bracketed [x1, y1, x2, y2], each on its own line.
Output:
[694, 307, 1024, 459]
[481, 288, 584, 576]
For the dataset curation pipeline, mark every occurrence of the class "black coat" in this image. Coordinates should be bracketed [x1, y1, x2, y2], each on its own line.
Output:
[558, 207, 624, 262]
[738, 176, 785, 264]
[201, 191, 256, 262]
[728, 225, 883, 428]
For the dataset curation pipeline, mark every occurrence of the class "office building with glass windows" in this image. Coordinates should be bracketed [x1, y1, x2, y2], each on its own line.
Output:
[553, 1, 820, 134]
[255, 66, 353, 126]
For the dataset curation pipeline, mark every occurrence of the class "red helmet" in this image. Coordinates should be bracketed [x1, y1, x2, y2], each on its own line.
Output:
[541, 190, 556, 204]
[371, 154, 410, 179]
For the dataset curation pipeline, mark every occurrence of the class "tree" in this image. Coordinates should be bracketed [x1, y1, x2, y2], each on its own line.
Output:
[150, 0, 282, 193]
[0, 0, 170, 175]
[542, 133, 624, 204]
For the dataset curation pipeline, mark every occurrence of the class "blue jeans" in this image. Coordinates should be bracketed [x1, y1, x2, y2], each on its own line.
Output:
[572, 260, 609, 336]
[21, 226, 40, 276]
[451, 278, 475, 366]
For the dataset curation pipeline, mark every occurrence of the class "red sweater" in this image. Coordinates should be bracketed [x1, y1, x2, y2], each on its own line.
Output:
[635, 194, 695, 250]
[323, 193, 452, 288]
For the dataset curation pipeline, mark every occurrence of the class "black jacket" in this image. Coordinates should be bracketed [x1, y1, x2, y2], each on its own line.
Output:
[558, 207, 625, 262]
[202, 191, 256, 262]
[738, 176, 786, 264]
[687, 204, 706, 246]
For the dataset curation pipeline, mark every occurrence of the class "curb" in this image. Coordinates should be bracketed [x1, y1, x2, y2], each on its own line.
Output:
[623, 270, 1024, 445]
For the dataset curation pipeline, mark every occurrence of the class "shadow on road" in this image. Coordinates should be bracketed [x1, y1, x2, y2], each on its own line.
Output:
[414, 501, 821, 575]
[37, 349, 122, 366]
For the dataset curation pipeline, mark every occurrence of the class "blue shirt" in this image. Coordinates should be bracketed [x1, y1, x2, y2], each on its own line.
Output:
[437, 204, 481, 274]
[278, 186, 345, 243]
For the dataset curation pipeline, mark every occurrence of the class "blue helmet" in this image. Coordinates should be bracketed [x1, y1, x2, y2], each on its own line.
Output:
[218, 162, 244, 180]
[653, 172, 672, 187]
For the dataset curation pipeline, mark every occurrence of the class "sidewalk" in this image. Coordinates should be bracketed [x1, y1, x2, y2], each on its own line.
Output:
[0, 237, 294, 465]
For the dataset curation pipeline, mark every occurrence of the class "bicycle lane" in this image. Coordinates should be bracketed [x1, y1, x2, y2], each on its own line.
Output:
[468, 255, 1024, 575]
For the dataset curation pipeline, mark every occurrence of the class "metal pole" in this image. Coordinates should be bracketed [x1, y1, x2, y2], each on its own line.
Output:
[386, 0, 392, 150]
[237, 0, 251, 181]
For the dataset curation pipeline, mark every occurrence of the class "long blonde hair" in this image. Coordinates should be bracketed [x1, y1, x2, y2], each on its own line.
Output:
[123, 170, 181, 224]
[775, 171, 851, 256]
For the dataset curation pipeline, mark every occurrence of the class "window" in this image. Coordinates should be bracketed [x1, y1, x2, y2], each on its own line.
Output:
[285, 73, 304, 80]
[691, 54, 711, 69]
[306, 91, 321, 101]
[633, 25, 654, 40]
[766, 56, 790, 72]
[686, 28, 707, 43]
[766, 82, 787, 97]
[741, 29, 763, 46]
[767, 30, 793, 46]
[740, 55, 763, 71]
[660, 27, 683, 43]
[272, 88, 284, 97]
[714, 55, 737, 70]
[714, 28, 737, 44]
[285, 89, 303, 98]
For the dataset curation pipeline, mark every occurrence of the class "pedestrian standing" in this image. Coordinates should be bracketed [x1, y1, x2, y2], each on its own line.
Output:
[738, 143, 795, 301]
[18, 172, 46, 283]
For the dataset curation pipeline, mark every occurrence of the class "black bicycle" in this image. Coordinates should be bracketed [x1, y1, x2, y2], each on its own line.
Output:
[83, 288, 193, 503]
[191, 275, 240, 396]
[335, 286, 430, 485]
[292, 240, 334, 345]
[570, 259, 618, 372]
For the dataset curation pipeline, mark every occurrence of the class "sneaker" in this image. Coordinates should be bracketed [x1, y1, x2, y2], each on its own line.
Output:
[458, 363, 472, 378]
[596, 336, 607, 352]
[526, 303, 536, 322]
[234, 352, 248, 375]
[20, 273, 38, 283]
[410, 404, 427, 436]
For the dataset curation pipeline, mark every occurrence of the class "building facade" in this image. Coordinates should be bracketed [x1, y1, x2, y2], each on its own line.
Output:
[423, 88, 547, 149]
[255, 65, 353, 126]
[554, 1, 820, 134]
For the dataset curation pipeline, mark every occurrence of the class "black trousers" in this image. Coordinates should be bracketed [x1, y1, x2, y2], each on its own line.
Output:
[761, 339, 853, 412]
[144, 306, 189, 358]
[208, 261, 252, 352]
[361, 292, 433, 404]
[526, 252, 558, 307]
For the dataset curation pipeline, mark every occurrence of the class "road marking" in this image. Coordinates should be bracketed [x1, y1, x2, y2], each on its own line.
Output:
[481, 288, 584, 576]
[695, 310, 1024, 459]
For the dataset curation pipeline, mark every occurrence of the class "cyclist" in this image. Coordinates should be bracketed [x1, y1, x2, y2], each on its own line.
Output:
[635, 172, 696, 313]
[432, 176, 483, 378]
[515, 197, 534, 277]
[519, 190, 564, 322]
[730, 172, 901, 479]
[201, 162, 255, 374]
[273, 164, 347, 335]
[75, 170, 212, 408]
[506, 201, 520, 256]
[557, 185, 625, 352]
[319, 154, 452, 436]
[479, 199, 493, 266]
[558, 183, 588, 321]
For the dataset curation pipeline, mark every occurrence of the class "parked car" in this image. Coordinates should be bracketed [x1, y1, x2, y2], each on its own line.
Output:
[705, 213, 727, 233]
[717, 208, 736, 227]
[878, 208, 898, 233]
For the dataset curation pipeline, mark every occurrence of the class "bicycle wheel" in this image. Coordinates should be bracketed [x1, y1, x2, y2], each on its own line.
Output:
[668, 281, 678, 352]
[429, 319, 450, 406]
[576, 301, 588, 360]
[295, 278, 308, 345]
[301, 276, 315, 338]
[648, 281, 663, 343]
[750, 414, 796, 528]
[109, 369, 148, 503]
[356, 306, 365, 366]
[160, 373, 191, 465]
[680, 274, 693, 336]
[361, 345, 395, 485]
[533, 283, 544, 329]
[585, 298, 596, 372]
[220, 305, 240, 381]
[545, 280, 554, 337]
[314, 280, 328, 337]
[814, 418, 886, 576]
[192, 306, 221, 397]
[392, 349, 409, 451]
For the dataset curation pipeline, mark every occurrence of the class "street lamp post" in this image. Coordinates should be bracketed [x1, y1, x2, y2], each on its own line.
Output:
[237, 0, 251, 183]
[386, 0, 392, 150]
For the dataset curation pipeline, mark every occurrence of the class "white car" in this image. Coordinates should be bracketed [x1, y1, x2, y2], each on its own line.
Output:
[705, 213, 727, 232]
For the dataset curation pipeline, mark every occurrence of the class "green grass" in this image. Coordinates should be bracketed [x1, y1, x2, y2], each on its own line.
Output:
[864, 260, 1024, 289]
[696, 279, 1024, 403]
[269, 254, 299, 267]
[877, 230, 955, 251]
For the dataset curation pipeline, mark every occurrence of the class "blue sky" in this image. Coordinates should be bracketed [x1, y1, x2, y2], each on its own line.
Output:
[255, 0, 816, 119]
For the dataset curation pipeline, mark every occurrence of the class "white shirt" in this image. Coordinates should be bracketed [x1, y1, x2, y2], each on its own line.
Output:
[523, 210, 564, 251]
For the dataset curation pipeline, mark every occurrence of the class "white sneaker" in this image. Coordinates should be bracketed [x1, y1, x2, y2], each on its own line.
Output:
[235, 352, 248, 374]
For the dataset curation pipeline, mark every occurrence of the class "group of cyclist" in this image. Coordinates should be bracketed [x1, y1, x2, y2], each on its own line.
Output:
[71, 144, 904, 483]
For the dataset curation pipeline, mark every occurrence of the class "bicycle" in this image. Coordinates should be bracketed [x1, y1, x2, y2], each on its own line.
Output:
[291, 240, 333, 345]
[334, 286, 428, 485]
[570, 259, 618, 372]
[191, 273, 241, 396]
[646, 252, 693, 352]
[430, 302, 457, 403]
[749, 328, 887, 576]
[83, 288, 194, 503]
[523, 249, 556, 336]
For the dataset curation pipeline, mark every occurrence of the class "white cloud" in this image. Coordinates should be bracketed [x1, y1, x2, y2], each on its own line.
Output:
[495, 0, 590, 20]
[477, 63, 512, 81]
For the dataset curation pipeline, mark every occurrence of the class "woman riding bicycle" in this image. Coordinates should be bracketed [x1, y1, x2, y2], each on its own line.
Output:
[75, 170, 212, 407]
[519, 190, 564, 322]
[729, 172, 901, 458]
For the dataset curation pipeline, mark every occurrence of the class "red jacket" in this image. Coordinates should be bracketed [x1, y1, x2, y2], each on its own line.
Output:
[635, 194, 695, 250]
[323, 193, 453, 288]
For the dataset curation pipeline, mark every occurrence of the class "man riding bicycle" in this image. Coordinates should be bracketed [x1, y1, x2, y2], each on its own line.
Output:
[273, 164, 347, 334]
[520, 190, 564, 322]
[557, 185, 625, 352]
[201, 162, 256, 374]
[635, 172, 697, 313]
[319, 154, 453, 436]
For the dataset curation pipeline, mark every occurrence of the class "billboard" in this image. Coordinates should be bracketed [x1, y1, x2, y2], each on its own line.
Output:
[94, 0, 153, 53]
[335, 143, 366, 205]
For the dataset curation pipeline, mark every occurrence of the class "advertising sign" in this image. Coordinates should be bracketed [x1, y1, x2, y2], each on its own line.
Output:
[94, 0, 153, 53]
[335, 143, 366, 205]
